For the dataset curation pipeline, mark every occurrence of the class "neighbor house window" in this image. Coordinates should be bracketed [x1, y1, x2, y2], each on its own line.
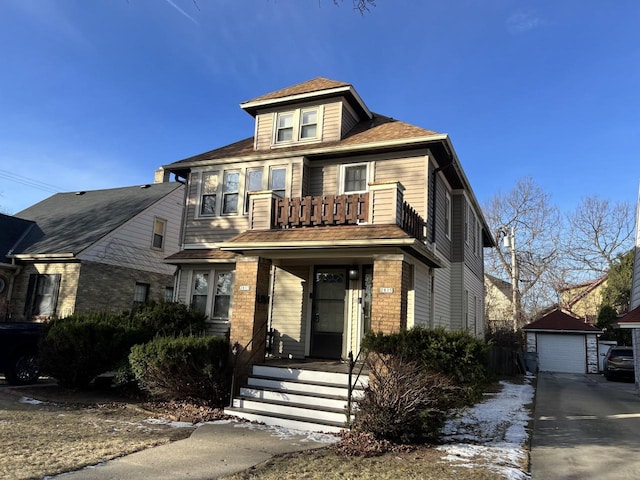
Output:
[274, 107, 321, 144]
[164, 286, 174, 302]
[152, 217, 166, 250]
[133, 283, 149, 305]
[270, 166, 287, 198]
[200, 172, 219, 216]
[212, 271, 234, 322]
[342, 164, 368, 193]
[222, 171, 240, 214]
[191, 272, 209, 314]
[24, 274, 61, 318]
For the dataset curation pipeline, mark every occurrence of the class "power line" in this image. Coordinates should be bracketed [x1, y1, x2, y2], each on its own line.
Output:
[0, 170, 61, 194]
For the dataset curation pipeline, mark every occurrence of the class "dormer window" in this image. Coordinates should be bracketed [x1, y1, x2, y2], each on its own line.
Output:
[273, 107, 322, 145]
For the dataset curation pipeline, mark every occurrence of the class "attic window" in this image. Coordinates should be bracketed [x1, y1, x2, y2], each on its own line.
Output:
[273, 107, 322, 145]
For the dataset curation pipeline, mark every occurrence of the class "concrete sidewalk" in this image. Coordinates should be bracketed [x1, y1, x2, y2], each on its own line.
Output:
[50, 421, 335, 480]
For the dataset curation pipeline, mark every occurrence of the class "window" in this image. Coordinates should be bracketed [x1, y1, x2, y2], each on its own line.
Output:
[464, 204, 469, 244]
[200, 172, 219, 216]
[133, 283, 149, 305]
[24, 274, 61, 318]
[270, 167, 286, 198]
[212, 271, 234, 321]
[164, 286, 174, 302]
[222, 171, 240, 214]
[245, 169, 263, 212]
[300, 109, 317, 139]
[274, 107, 321, 144]
[445, 192, 451, 239]
[276, 112, 294, 142]
[152, 218, 166, 250]
[342, 164, 368, 194]
[471, 210, 477, 252]
[191, 272, 209, 314]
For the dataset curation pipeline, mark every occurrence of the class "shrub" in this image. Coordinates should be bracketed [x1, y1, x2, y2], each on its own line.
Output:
[38, 315, 142, 388]
[129, 335, 230, 405]
[362, 326, 490, 405]
[352, 354, 460, 443]
[129, 302, 207, 338]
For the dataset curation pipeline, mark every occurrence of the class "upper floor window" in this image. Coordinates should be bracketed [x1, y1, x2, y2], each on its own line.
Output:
[200, 172, 219, 216]
[342, 163, 368, 194]
[245, 169, 264, 213]
[222, 171, 240, 215]
[152, 217, 166, 250]
[270, 167, 286, 198]
[273, 107, 322, 145]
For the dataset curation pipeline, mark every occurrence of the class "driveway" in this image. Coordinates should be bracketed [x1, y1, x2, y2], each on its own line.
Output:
[531, 372, 640, 479]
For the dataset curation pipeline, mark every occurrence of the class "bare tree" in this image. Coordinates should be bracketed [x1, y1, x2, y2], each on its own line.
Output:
[565, 195, 634, 275]
[332, 0, 376, 14]
[483, 177, 562, 324]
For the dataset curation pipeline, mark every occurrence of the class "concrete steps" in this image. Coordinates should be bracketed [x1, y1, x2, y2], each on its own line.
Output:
[225, 363, 369, 433]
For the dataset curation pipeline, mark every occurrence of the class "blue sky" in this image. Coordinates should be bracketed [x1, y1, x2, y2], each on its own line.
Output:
[1, 0, 639, 215]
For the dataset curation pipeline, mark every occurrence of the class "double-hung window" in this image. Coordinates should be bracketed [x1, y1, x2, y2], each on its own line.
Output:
[191, 272, 209, 314]
[274, 107, 321, 145]
[133, 283, 149, 305]
[152, 217, 166, 250]
[212, 271, 234, 322]
[222, 171, 240, 215]
[24, 274, 61, 318]
[245, 169, 264, 213]
[200, 172, 219, 216]
[270, 167, 286, 198]
[342, 163, 368, 194]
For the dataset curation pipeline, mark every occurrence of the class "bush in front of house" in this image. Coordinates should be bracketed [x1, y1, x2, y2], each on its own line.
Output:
[362, 326, 491, 406]
[351, 353, 461, 444]
[128, 335, 230, 405]
[38, 314, 143, 388]
[129, 301, 207, 338]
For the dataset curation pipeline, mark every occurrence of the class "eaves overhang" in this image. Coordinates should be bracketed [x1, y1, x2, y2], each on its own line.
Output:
[11, 253, 76, 261]
[522, 328, 601, 335]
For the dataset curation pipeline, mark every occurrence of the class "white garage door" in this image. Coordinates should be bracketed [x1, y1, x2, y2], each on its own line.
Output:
[537, 334, 586, 373]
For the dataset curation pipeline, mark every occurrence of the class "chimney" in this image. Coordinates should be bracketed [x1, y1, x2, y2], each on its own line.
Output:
[154, 167, 170, 184]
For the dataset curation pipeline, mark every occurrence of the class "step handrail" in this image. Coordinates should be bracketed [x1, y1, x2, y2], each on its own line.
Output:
[347, 348, 369, 425]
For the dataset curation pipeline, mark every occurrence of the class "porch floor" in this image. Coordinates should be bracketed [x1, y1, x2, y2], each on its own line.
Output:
[261, 357, 369, 375]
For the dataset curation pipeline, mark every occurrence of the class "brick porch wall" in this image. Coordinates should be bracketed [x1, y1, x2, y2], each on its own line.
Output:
[371, 257, 409, 334]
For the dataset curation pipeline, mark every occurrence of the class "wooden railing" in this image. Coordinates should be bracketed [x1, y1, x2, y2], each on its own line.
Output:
[401, 202, 426, 241]
[273, 193, 369, 228]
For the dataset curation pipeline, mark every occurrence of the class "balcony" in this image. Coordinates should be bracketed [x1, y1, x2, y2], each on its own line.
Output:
[248, 182, 426, 242]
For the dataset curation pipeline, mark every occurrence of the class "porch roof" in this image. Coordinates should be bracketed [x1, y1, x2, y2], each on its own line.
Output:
[164, 248, 236, 264]
[218, 224, 443, 267]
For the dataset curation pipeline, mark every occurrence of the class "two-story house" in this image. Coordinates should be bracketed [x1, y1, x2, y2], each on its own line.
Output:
[3, 180, 184, 321]
[164, 78, 494, 365]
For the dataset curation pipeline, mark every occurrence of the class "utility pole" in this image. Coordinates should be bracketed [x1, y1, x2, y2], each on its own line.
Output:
[499, 226, 520, 331]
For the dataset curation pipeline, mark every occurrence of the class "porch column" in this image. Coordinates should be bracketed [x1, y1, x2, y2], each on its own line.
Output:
[230, 256, 272, 367]
[371, 255, 410, 334]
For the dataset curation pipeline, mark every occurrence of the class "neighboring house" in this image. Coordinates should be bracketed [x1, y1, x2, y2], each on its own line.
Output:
[523, 309, 601, 374]
[163, 77, 495, 364]
[2, 179, 184, 321]
[484, 273, 513, 330]
[558, 276, 607, 324]
[0, 214, 35, 319]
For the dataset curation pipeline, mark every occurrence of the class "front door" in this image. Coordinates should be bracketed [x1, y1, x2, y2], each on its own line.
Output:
[311, 267, 346, 359]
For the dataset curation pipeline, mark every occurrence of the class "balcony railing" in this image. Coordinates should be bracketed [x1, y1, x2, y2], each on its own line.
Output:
[401, 202, 426, 241]
[273, 193, 369, 228]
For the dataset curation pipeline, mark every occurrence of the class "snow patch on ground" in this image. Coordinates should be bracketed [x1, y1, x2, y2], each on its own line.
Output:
[438, 375, 535, 480]
[211, 418, 340, 444]
[19, 396, 43, 405]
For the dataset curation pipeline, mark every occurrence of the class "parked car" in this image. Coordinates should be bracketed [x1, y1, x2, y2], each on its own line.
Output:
[603, 346, 635, 381]
[0, 322, 43, 385]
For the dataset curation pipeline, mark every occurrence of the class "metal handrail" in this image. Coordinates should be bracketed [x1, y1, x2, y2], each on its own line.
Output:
[347, 348, 369, 425]
[229, 319, 272, 407]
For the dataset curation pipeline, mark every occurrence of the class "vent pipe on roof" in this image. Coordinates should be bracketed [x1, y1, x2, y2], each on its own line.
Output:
[140, 184, 151, 189]
[75, 191, 86, 196]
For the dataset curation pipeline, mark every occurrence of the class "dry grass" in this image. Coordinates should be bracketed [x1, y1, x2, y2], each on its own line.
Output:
[221, 447, 501, 480]
[0, 386, 194, 480]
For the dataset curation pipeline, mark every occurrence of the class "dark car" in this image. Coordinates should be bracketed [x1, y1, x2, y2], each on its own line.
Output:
[0, 322, 43, 385]
[603, 346, 635, 381]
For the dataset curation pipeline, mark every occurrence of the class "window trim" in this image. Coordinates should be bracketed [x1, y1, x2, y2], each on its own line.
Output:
[188, 268, 234, 322]
[340, 162, 370, 194]
[444, 191, 452, 239]
[198, 170, 220, 218]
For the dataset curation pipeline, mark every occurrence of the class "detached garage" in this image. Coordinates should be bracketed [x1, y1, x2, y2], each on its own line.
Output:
[523, 310, 602, 374]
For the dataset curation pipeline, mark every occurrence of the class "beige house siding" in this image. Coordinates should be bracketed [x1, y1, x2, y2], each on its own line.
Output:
[373, 152, 428, 217]
[309, 163, 339, 196]
[412, 262, 431, 327]
[270, 265, 309, 359]
[341, 101, 359, 137]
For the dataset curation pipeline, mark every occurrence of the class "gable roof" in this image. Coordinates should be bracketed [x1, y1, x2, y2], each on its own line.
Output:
[12, 182, 182, 257]
[560, 275, 607, 308]
[0, 214, 35, 263]
[523, 309, 601, 333]
[244, 77, 351, 103]
[617, 305, 640, 328]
